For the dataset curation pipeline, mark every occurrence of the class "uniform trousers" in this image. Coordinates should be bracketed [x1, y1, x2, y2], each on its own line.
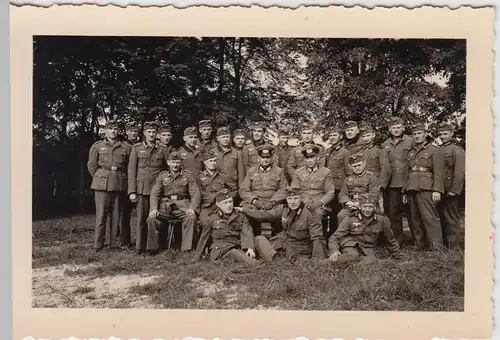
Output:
[94, 190, 124, 249]
[407, 191, 443, 250]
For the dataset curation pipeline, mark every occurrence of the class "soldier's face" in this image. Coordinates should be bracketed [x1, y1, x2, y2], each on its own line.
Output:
[360, 203, 375, 217]
[259, 156, 272, 167]
[233, 135, 246, 148]
[412, 130, 426, 144]
[126, 128, 139, 141]
[328, 132, 342, 145]
[217, 135, 231, 147]
[350, 161, 366, 175]
[345, 127, 359, 139]
[301, 130, 313, 143]
[184, 135, 198, 147]
[200, 127, 213, 140]
[216, 198, 234, 214]
[143, 129, 158, 143]
[204, 158, 217, 171]
[361, 132, 375, 144]
[106, 127, 119, 140]
[160, 132, 172, 145]
[286, 195, 301, 210]
[305, 155, 318, 168]
[253, 128, 264, 141]
[279, 135, 289, 146]
[390, 124, 404, 137]
[168, 160, 182, 172]
[438, 130, 453, 143]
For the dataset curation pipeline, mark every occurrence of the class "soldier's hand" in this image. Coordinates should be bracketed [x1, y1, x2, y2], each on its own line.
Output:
[186, 209, 195, 217]
[262, 201, 275, 210]
[448, 192, 457, 196]
[234, 207, 243, 213]
[246, 248, 256, 258]
[149, 209, 159, 219]
[129, 193, 138, 203]
[432, 192, 441, 203]
[253, 199, 265, 209]
[402, 194, 408, 204]
[329, 251, 341, 262]
[345, 201, 355, 208]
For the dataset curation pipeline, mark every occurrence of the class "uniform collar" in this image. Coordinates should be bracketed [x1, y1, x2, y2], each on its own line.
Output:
[204, 169, 218, 177]
[105, 138, 120, 146]
[353, 170, 366, 177]
[260, 165, 272, 172]
[307, 166, 318, 173]
[143, 141, 155, 149]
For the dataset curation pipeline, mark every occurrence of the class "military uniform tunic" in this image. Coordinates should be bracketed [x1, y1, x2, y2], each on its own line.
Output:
[337, 170, 379, 224]
[276, 144, 292, 183]
[242, 139, 278, 174]
[239, 165, 288, 205]
[291, 166, 336, 217]
[325, 143, 349, 234]
[359, 144, 392, 190]
[287, 142, 326, 178]
[208, 145, 245, 190]
[177, 144, 203, 175]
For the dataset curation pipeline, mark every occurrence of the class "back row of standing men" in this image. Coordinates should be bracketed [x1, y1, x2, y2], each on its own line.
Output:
[87, 117, 465, 260]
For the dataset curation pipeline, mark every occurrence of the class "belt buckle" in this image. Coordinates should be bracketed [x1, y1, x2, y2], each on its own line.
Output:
[353, 194, 359, 200]
[111, 166, 118, 171]
[171, 195, 178, 200]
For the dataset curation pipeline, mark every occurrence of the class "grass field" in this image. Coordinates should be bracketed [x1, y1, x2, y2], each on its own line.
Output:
[32, 214, 464, 311]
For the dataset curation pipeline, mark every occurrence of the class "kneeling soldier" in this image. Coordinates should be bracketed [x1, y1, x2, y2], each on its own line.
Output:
[194, 190, 259, 264]
[237, 185, 326, 261]
[146, 151, 201, 254]
[326, 193, 402, 264]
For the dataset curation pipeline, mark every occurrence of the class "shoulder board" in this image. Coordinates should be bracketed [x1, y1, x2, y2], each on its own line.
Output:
[159, 170, 169, 176]
[92, 140, 103, 146]
[183, 169, 192, 174]
[134, 142, 142, 147]
[248, 166, 258, 173]
[365, 170, 376, 176]
[297, 166, 306, 171]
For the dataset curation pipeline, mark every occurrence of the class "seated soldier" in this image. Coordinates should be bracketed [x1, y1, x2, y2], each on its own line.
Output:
[236, 185, 327, 261]
[239, 144, 288, 238]
[146, 151, 201, 255]
[194, 190, 259, 264]
[326, 193, 403, 264]
[337, 153, 379, 225]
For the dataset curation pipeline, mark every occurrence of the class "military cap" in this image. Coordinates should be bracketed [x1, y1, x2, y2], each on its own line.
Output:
[253, 121, 266, 130]
[198, 119, 213, 128]
[360, 124, 374, 134]
[329, 125, 342, 133]
[159, 124, 172, 133]
[168, 151, 182, 161]
[301, 144, 320, 157]
[438, 122, 455, 132]
[301, 122, 315, 131]
[202, 149, 218, 161]
[125, 121, 139, 131]
[233, 129, 246, 137]
[217, 126, 231, 137]
[285, 185, 301, 197]
[358, 193, 378, 205]
[143, 121, 159, 130]
[277, 126, 290, 136]
[348, 153, 365, 165]
[105, 120, 120, 129]
[184, 126, 198, 137]
[344, 120, 358, 129]
[256, 144, 275, 158]
[412, 122, 427, 133]
[389, 117, 404, 126]
[215, 189, 232, 203]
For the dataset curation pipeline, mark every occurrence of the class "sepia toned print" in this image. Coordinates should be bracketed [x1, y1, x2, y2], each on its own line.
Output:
[11, 5, 493, 340]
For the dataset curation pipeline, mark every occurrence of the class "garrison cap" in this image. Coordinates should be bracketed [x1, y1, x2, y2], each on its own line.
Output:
[233, 129, 246, 137]
[256, 144, 275, 158]
[277, 126, 290, 136]
[348, 153, 365, 165]
[198, 120, 213, 128]
[216, 126, 231, 137]
[344, 120, 358, 129]
[215, 189, 232, 203]
[168, 151, 182, 161]
[105, 120, 120, 129]
[438, 122, 455, 132]
[285, 185, 301, 197]
[329, 125, 342, 134]
[301, 121, 315, 131]
[301, 144, 320, 157]
[253, 121, 267, 130]
[358, 193, 378, 205]
[143, 121, 158, 130]
[125, 121, 139, 131]
[412, 122, 427, 133]
[202, 149, 218, 161]
[184, 126, 198, 137]
[360, 124, 374, 134]
[389, 117, 404, 126]
[158, 124, 172, 133]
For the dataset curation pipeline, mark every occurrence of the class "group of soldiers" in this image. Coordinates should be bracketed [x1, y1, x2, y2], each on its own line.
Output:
[87, 116, 465, 264]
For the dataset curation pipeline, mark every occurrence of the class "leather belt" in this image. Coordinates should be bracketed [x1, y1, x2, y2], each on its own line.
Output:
[165, 194, 187, 200]
[411, 166, 432, 172]
[100, 165, 124, 171]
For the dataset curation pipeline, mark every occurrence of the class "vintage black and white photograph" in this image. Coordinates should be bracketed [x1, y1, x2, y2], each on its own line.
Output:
[30, 34, 468, 311]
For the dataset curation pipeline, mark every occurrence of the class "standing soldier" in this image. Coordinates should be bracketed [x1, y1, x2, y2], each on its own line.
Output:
[146, 151, 201, 254]
[276, 126, 292, 183]
[337, 153, 379, 225]
[291, 145, 336, 219]
[381, 117, 414, 245]
[178, 126, 203, 175]
[437, 122, 465, 249]
[210, 127, 246, 193]
[198, 119, 218, 151]
[239, 144, 288, 237]
[242, 121, 277, 172]
[233, 129, 247, 151]
[325, 125, 349, 235]
[157, 124, 174, 153]
[287, 122, 326, 178]
[403, 123, 445, 251]
[127, 121, 169, 254]
[87, 120, 131, 251]
[343, 120, 366, 174]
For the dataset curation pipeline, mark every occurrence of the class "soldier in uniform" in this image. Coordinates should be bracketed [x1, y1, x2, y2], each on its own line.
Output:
[177, 126, 203, 175]
[437, 122, 465, 249]
[403, 123, 445, 250]
[325, 125, 349, 236]
[239, 144, 288, 237]
[380, 117, 414, 245]
[194, 190, 259, 264]
[343, 120, 366, 174]
[127, 121, 169, 254]
[337, 153, 379, 225]
[157, 124, 174, 153]
[209, 127, 245, 192]
[124, 121, 139, 146]
[242, 121, 277, 173]
[287, 122, 326, 178]
[236, 185, 327, 262]
[87, 120, 131, 251]
[146, 151, 201, 254]
[233, 129, 247, 151]
[198, 119, 218, 151]
[290, 145, 335, 219]
[276, 126, 292, 183]
[325, 193, 403, 264]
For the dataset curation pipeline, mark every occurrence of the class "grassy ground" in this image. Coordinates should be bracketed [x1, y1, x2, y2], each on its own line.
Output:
[32, 214, 464, 310]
